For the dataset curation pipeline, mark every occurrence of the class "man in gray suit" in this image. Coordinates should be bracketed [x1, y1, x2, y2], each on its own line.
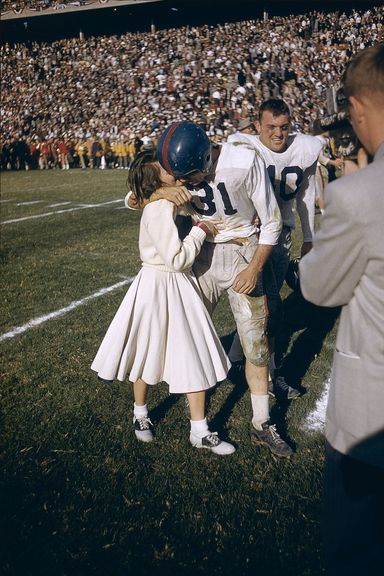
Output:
[299, 44, 384, 575]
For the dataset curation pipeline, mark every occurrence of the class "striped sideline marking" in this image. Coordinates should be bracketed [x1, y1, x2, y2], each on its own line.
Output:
[304, 378, 330, 432]
[0, 277, 135, 343]
[1, 199, 123, 225]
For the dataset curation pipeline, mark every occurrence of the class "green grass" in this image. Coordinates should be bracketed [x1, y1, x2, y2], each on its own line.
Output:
[0, 170, 339, 576]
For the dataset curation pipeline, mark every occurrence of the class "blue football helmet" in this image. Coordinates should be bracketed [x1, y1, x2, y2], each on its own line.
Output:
[157, 121, 212, 179]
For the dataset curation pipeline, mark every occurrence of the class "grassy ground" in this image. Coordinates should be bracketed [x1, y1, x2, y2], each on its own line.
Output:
[0, 169, 339, 576]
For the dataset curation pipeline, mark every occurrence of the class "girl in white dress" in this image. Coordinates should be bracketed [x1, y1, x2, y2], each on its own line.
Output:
[91, 150, 234, 455]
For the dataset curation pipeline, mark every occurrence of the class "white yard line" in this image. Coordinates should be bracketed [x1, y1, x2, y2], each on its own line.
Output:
[0, 277, 135, 343]
[16, 201, 44, 206]
[47, 201, 72, 208]
[304, 377, 330, 432]
[1, 199, 123, 225]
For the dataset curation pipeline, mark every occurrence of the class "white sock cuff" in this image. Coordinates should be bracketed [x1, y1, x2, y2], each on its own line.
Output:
[190, 418, 209, 435]
[134, 403, 148, 418]
[250, 393, 269, 428]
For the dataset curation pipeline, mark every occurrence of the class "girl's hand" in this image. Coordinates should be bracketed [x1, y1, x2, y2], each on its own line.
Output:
[192, 217, 224, 236]
[200, 220, 218, 237]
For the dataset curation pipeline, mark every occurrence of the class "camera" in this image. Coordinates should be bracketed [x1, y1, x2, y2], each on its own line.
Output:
[316, 82, 360, 160]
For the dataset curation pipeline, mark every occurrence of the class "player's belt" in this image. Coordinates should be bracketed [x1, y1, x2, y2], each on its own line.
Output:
[222, 233, 256, 246]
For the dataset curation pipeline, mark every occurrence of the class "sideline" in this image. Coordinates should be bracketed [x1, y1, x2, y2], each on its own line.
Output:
[0, 277, 135, 343]
[304, 378, 330, 432]
[1, 199, 123, 225]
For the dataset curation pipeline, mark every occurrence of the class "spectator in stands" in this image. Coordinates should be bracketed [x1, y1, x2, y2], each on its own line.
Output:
[0, 6, 382, 169]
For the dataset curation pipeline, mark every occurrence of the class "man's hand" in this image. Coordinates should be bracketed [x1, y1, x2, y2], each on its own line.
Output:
[153, 185, 192, 206]
[301, 241, 313, 257]
[232, 266, 258, 294]
[344, 148, 369, 175]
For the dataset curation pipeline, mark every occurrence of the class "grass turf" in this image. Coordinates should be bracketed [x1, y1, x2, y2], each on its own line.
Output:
[0, 169, 339, 576]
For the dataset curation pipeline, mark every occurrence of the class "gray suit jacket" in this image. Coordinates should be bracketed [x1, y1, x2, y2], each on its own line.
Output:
[299, 142, 384, 468]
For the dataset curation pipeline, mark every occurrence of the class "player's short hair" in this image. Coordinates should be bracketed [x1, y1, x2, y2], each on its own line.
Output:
[343, 43, 384, 104]
[128, 149, 162, 203]
[258, 99, 291, 120]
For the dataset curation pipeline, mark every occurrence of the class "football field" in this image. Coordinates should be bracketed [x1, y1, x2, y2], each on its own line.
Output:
[0, 169, 339, 576]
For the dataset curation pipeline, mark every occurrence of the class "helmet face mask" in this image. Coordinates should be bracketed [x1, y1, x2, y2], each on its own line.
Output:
[157, 121, 212, 181]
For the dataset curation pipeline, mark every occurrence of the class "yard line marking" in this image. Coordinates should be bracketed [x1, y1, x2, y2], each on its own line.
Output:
[0, 277, 135, 343]
[304, 378, 330, 432]
[47, 201, 72, 208]
[1, 199, 123, 225]
[16, 201, 44, 206]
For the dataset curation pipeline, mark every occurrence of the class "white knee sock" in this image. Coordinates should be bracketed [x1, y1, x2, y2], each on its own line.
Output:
[134, 403, 148, 419]
[251, 394, 269, 430]
[190, 417, 209, 438]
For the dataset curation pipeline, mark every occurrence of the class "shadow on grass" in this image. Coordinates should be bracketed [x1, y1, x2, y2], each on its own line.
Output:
[277, 290, 341, 393]
[207, 376, 247, 440]
[150, 392, 180, 424]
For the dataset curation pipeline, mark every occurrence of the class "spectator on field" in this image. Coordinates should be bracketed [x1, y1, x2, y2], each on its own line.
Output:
[91, 137, 103, 169]
[299, 44, 384, 576]
[75, 138, 87, 169]
[115, 137, 129, 170]
[38, 139, 49, 169]
[58, 138, 69, 170]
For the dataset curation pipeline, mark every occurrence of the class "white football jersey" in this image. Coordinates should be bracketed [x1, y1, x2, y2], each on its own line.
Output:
[187, 142, 282, 245]
[228, 133, 322, 241]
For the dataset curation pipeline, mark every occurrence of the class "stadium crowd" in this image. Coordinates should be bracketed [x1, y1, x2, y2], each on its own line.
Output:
[1, 5, 382, 170]
[1, 0, 89, 16]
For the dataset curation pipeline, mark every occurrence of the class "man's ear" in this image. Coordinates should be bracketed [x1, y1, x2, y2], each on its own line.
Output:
[349, 95, 364, 123]
[255, 120, 261, 133]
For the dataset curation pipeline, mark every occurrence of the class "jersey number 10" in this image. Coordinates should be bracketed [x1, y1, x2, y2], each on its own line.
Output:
[267, 165, 303, 201]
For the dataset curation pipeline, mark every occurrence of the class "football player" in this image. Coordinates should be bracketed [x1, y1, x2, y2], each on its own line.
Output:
[228, 99, 323, 399]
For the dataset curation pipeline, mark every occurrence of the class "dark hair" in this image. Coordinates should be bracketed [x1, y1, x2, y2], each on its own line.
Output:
[128, 149, 162, 203]
[259, 99, 291, 120]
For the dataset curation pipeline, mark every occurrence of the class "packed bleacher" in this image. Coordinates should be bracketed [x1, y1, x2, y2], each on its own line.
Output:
[1, 0, 107, 18]
[1, 5, 382, 170]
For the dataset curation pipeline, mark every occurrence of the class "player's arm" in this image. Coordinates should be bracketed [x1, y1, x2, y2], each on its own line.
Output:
[232, 158, 282, 294]
[125, 186, 192, 210]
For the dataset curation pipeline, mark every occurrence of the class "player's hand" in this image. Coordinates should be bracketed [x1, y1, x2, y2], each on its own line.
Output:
[334, 158, 344, 170]
[155, 185, 192, 206]
[301, 242, 313, 257]
[232, 267, 258, 294]
[125, 191, 149, 209]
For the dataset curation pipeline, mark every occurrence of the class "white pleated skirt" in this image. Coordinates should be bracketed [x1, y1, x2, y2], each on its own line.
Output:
[91, 266, 230, 393]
